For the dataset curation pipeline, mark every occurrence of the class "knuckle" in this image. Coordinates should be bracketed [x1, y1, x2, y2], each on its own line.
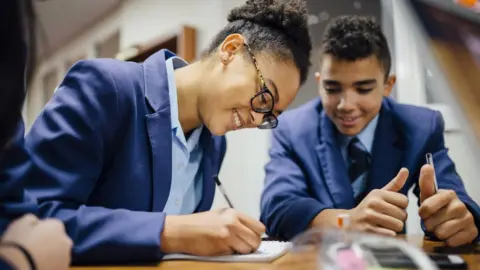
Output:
[436, 228, 447, 240]
[364, 209, 376, 222]
[446, 190, 457, 199]
[217, 228, 231, 240]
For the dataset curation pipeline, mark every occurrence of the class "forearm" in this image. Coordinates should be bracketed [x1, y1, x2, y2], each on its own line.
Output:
[309, 209, 352, 229]
[0, 246, 29, 270]
[38, 202, 165, 264]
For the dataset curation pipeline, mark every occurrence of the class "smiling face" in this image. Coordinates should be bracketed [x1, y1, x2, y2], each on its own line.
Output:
[317, 54, 396, 136]
[198, 34, 301, 136]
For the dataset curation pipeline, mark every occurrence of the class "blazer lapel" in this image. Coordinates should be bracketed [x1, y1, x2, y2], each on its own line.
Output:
[368, 103, 405, 192]
[316, 111, 355, 209]
[195, 129, 216, 212]
[143, 50, 176, 212]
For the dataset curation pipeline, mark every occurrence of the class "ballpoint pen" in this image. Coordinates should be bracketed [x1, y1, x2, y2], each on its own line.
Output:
[425, 153, 438, 193]
[214, 175, 234, 208]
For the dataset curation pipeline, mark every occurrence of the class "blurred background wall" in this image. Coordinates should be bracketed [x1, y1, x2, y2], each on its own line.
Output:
[27, 0, 480, 236]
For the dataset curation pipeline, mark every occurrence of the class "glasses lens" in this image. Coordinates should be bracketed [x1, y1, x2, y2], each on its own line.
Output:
[251, 90, 274, 113]
[258, 114, 278, 129]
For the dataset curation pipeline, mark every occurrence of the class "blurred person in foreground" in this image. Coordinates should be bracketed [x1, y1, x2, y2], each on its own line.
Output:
[0, 1, 72, 269]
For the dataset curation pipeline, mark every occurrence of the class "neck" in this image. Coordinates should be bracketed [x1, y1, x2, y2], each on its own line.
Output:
[174, 60, 205, 135]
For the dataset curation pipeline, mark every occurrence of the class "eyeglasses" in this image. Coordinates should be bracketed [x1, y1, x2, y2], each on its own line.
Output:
[243, 42, 278, 129]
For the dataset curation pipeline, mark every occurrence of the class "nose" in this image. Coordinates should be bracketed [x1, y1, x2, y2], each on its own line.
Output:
[249, 110, 265, 127]
[337, 92, 356, 111]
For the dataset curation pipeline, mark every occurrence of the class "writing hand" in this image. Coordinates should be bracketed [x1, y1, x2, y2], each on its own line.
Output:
[160, 208, 265, 256]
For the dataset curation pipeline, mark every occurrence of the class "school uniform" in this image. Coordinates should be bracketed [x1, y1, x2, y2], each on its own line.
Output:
[3, 49, 226, 264]
[260, 97, 480, 240]
[0, 121, 37, 232]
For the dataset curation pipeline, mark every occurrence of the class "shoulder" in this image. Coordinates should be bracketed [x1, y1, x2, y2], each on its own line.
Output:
[272, 98, 322, 144]
[385, 97, 444, 137]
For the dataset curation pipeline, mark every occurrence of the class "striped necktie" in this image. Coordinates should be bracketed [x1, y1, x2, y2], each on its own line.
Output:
[347, 137, 370, 183]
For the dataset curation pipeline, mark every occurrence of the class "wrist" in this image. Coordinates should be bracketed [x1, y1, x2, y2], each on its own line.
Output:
[309, 209, 351, 228]
[0, 245, 30, 270]
[160, 215, 184, 254]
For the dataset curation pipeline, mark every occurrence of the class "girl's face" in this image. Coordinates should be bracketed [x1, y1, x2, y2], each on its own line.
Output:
[198, 34, 301, 136]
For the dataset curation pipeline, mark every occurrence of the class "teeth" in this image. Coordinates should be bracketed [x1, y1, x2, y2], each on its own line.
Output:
[233, 111, 242, 128]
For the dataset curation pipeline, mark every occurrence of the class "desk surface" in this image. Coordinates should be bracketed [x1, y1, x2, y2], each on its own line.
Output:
[71, 235, 479, 270]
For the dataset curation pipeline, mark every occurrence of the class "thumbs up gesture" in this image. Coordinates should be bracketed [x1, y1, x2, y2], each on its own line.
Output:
[418, 164, 478, 246]
[349, 168, 410, 236]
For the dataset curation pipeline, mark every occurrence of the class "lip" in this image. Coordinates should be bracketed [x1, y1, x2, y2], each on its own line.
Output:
[336, 115, 360, 128]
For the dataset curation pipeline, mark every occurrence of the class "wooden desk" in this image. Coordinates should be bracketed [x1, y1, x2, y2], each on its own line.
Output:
[71, 235, 480, 270]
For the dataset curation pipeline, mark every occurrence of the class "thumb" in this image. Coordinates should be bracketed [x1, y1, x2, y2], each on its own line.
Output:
[383, 168, 409, 192]
[419, 164, 436, 203]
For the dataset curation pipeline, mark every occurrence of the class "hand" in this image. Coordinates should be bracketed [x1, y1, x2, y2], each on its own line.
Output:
[349, 168, 409, 236]
[419, 164, 478, 246]
[160, 209, 266, 256]
[0, 214, 72, 270]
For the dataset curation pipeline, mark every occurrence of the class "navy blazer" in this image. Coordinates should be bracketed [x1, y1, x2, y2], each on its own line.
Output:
[260, 97, 480, 240]
[8, 50, 226, 264]
[0, 122, 37, 233]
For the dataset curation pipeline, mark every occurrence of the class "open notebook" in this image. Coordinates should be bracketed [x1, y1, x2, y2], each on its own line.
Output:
[163, 241, 291, 262]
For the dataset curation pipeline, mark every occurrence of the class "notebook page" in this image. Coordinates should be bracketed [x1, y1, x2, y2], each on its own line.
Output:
[163, 241, 291, 262]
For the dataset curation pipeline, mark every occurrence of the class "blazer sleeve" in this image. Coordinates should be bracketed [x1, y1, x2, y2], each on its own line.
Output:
[0, 121, 37, 233]
[22, 60, 166, 264]
[260, 122, 326, 240]
[413, 111, 480, 242]
[0, 259, 13, 270]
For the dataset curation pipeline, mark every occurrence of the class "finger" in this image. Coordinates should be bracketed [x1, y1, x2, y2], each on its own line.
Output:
[364, 224, 396, 237]
[419, 190, 456, 220]
[369, 198, 408, 221]
[232, 222, 262, 251]
[434, 218, 467, 241]
[365, 209, 404, 233]
[446, 226, 478, 247]
[237, 212, 266, 236]
[379, 190, 409, 209]
[424, 199, 466, 231]
[419, 164, 436, 203]
[382, 168, 409, 192]
[18, 214, 39, 225]
[226, 233, 254, 254]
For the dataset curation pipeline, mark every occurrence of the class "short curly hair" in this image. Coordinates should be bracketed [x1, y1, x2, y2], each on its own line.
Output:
[321, 15, 391, 78]
[206, 0, 312, 85]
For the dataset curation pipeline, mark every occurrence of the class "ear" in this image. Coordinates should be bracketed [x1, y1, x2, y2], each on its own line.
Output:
[219, 34, 245, 65]
[383, 74, 396, 97]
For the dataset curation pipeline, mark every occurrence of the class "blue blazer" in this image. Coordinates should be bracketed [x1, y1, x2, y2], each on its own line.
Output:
[6, 50, 226, 264]
[260, 97, 480, 240]
[0, 122, 37, 233]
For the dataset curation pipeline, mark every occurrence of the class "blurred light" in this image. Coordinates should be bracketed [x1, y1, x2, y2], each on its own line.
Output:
[308, 14, 320, 25]
[319, 11, 330, 21]
[353, 1, 362, 9]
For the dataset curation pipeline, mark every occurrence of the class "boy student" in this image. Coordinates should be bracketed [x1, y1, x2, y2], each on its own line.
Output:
[260, 15, 480, 246]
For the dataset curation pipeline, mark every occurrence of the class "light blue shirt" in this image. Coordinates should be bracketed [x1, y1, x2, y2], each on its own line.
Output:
[339, 115, 379, 198]
[162, 56, 204, 215]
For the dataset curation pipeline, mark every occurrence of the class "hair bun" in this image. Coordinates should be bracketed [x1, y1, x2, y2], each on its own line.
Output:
[227, 0, 309, 39]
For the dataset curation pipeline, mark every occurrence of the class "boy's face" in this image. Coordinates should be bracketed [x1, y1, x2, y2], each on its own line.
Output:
[317, 54, 396, 136]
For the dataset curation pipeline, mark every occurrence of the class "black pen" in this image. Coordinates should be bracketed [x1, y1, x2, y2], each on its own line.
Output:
[214, 175, 234, 208]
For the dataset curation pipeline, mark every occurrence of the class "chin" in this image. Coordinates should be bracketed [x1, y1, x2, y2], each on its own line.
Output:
[336, 125, 362, 137]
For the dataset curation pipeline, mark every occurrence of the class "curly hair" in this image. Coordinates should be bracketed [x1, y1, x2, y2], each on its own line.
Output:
[206, 0, 312, 85]
[321, 15, 391, 78]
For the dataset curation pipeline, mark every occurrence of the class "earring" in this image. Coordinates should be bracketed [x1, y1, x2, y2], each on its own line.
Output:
[222, 55, 228, 64]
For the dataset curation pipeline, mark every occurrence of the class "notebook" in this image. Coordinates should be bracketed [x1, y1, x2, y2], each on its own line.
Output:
[163, 240, 291, 262]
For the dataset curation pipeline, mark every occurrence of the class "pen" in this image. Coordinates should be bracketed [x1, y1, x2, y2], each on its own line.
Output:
[214, 175, 234, 208]
[425, 153, 438, 193]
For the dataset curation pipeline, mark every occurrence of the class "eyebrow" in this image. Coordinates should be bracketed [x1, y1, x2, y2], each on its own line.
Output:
[267, 78, 280, 103]
[323, 79, 377, 86]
